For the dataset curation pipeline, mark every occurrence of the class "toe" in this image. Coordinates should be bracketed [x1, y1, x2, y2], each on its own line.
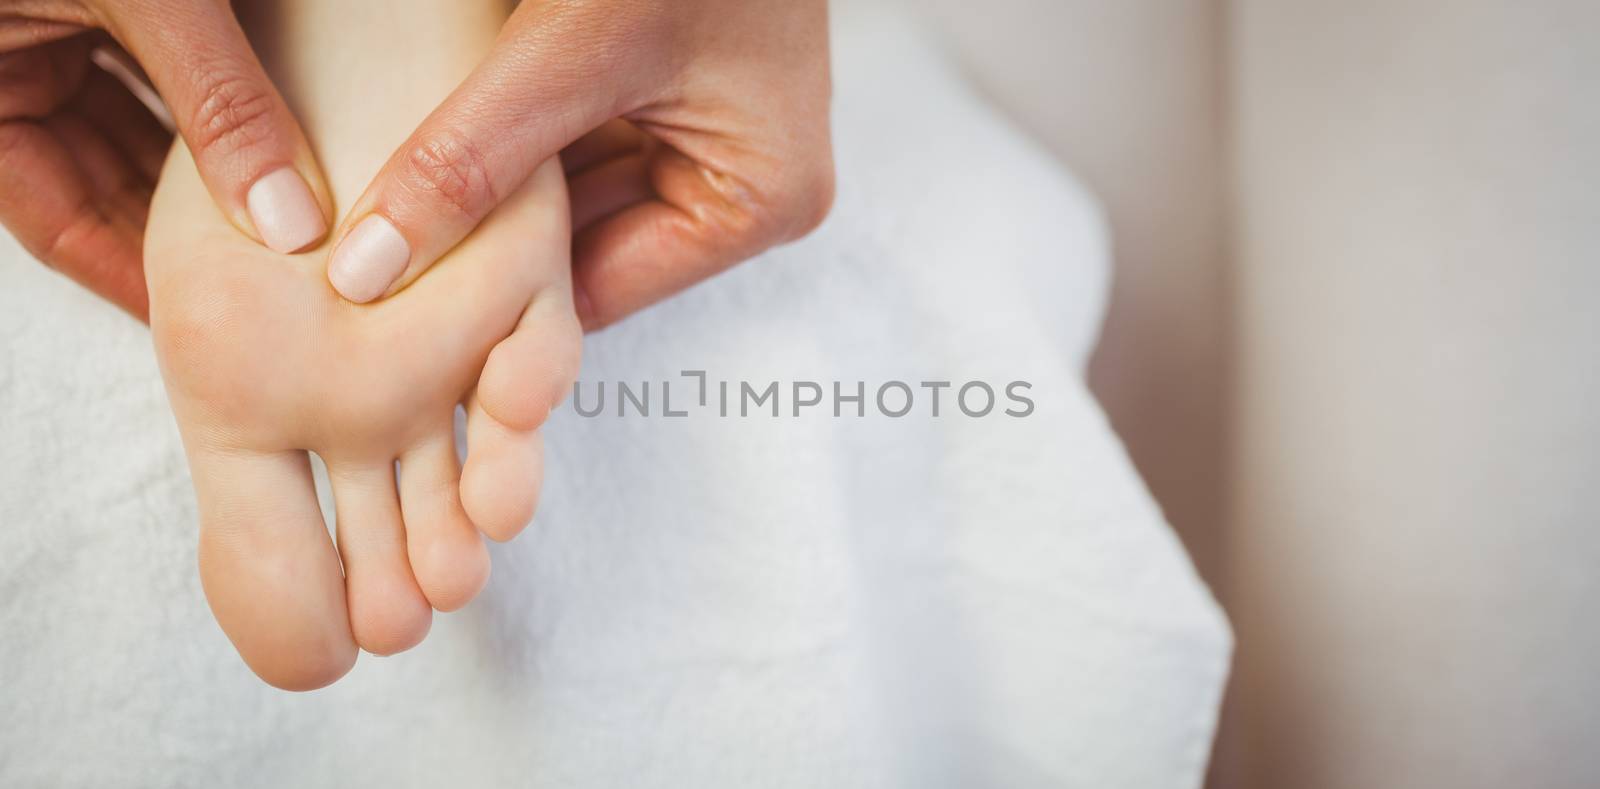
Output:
[460, 394, 546, 543]
[398, 430, 490, 612]
[189, 448, 356, 691]
[459, 293, 579, 542]
[474, 292, 583, 434]
[328, 461, 433, 655]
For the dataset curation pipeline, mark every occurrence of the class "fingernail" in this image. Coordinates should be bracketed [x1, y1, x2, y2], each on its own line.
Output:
[247, 168, 327, 254]
[328, 214, 411, 303]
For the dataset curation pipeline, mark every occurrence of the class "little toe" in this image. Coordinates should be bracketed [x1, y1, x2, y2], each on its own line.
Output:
[189, 447, 356, 691]
[327, 461, 433, 656]
[398, 431, 490, 612]
[460, 394, 546, 543]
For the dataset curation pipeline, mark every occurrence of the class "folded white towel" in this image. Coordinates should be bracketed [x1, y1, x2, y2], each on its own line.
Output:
[0, 5, 1229, 787]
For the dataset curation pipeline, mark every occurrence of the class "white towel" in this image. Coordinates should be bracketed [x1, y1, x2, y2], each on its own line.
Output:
[0, 5, 1229, 787]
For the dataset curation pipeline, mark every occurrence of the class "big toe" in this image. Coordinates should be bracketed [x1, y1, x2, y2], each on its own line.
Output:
[190, 448, 356, 691]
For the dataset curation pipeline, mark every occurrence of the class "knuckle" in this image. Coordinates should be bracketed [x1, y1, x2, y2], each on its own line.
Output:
[746, 155, 837, 244]
[790, 158, 836, 237]
[36, 211, 94, 272]
[186, 69, 277, 160]
[399, 128, 497, 221]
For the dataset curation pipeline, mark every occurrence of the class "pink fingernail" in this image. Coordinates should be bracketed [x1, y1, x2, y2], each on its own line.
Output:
[247, 168, 326, 254]
[328, 215, 410, 303]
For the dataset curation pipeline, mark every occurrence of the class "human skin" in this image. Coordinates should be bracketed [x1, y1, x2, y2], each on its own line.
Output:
[317, 0, 836, 330]
[145, 0, 580, 690]
[0, 0, 336, 318]
[6, 0, 834, 334]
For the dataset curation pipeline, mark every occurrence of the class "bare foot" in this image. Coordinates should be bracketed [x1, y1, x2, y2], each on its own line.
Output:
[144, 0, 580, 690]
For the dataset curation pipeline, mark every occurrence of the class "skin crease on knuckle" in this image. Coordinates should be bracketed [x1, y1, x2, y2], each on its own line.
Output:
[185, 65, 275, 173]
[715, 133, 835, 246]
[37, 203, 102, 270]
[400, 125, 497, 222]
[690, 145, 835, 253]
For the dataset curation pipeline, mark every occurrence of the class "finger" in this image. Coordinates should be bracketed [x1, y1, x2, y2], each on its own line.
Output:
[327, 460, 433, 656]
[86, 41, 173, 132]
[189, 447, 356, 691]
[325, 3, 652, 303]
[41, 113, 151, 227]
[561, 119, 649, 176]
[0, 119, 148, 319]
[0, 18, 91, 53]
[571, 147, 771, 330]
[72, 63, 171, 181]
[398, 429, 490, 613]
[0, 36, 92, 119]
[573, 142, 835, 330]
[567, 150, 653, 232]
[104, 0, 330, 253]
[383, 158, 570, 350]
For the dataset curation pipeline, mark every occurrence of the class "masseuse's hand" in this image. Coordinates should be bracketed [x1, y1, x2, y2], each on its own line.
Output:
[325, 0, 834, 329]
[0, 0, 331, 320]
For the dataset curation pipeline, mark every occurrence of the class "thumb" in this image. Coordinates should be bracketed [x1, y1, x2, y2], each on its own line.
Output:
[107, 0, 331, 254]
[323, 5, 641, 303]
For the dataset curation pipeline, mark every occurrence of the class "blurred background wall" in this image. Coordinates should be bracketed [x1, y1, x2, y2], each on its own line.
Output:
[907, 0, 1600, 787]
[1223, 1, 1600, 786]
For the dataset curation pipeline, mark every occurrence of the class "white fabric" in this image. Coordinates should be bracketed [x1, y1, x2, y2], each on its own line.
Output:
[0, 6, 1229, 787]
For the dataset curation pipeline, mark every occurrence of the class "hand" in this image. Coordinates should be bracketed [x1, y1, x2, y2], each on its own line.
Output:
[323, 0, 835, 329]
[0, 0, 332, 320]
